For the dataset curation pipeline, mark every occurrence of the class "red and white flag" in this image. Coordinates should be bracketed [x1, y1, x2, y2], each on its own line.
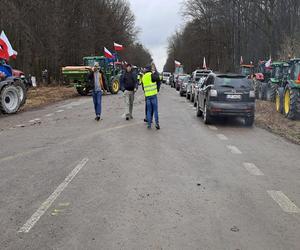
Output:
[265, 57, 272, 68]
[0, 31, 17, 59]
[0, 39, 9, 61]
[175, 60, 181, 67]
[104, 47, 114, 59]
[240, 56, 244, 65]
[114, 42, 124, 51]
[203, 57, 207, 69]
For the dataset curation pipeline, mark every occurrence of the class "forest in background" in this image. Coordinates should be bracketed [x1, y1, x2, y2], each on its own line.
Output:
[164, 0, 300, 73]
[0, 0, 152, 82]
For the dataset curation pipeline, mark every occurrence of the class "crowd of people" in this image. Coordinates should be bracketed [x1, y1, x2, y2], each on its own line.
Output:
[88, 62, 161, 130]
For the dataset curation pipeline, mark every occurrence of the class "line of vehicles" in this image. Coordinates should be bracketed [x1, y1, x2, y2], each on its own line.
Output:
[164, 69, 256, 126]
[163, 58, 300, 126]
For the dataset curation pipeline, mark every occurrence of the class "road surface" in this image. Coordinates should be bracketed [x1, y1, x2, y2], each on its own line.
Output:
[0, 85, 300, 250]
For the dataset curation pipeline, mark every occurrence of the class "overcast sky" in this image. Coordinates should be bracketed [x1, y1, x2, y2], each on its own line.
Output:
[129, 0, 184, 71]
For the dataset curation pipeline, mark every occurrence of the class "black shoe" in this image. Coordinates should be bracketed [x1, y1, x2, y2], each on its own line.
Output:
[155, 124, 160, 130]
[126, 117, 130, 121]
[144, 118, 148, 123]
[96, 116, 100, 121]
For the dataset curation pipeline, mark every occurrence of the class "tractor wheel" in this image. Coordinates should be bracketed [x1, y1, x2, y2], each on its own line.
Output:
[259, 82, 267, 100]
[110, 78, 120, 94]
[275, 87, 284, 114]
[267, 82, 277, 102]
[283, 85, 300, 120]
[0, 84, 21, 114]
[14, 80, 27, 107]
[76, 87, 89, 96]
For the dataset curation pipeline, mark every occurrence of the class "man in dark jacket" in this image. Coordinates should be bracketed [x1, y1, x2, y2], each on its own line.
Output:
[88, 62, 105, 121]
[120, 63, 138, 120]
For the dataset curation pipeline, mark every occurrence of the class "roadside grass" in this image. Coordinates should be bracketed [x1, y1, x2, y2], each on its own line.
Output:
[255, 100, 300, 145]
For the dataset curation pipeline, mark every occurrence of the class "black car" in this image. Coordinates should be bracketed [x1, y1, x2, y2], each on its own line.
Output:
[196, 73, 255, 126]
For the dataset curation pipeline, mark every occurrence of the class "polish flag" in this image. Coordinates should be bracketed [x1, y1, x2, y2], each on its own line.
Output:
[265, 57, 272, 68]
[104, 47, 114, 59]
[240, 56, 244, 65]
[203, 57, 207, 69]
[0, 31, 18, 59]
[114, 42, 124, 51]
[175, 60, 181, 67]
[0, 39, 9, 61]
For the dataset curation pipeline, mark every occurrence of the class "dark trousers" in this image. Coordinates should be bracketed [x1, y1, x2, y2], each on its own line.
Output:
[92, 90, 102, 116]
[146, 95, 159, 127]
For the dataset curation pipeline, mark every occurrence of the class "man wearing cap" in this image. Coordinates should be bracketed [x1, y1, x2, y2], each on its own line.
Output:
[88, 62, 105, 121]
[120, 63, 138, 120]
[142, 64, 161, 129]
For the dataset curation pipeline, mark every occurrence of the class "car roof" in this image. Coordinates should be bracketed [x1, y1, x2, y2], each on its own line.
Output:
[209, 72, 247, 78]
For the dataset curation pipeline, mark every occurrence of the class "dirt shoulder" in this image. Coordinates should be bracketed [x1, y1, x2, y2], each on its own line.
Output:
[255, 100, 300, 145]
[21, 86, 78, 111]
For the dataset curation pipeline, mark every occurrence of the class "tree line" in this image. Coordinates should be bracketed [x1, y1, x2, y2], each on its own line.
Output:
[0, 0, 152, 82]
[164, 0, 300, 73]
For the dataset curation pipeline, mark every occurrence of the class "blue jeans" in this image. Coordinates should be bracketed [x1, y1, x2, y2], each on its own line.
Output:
[92, 90, 102, 116]
[146, 95, 159, 127]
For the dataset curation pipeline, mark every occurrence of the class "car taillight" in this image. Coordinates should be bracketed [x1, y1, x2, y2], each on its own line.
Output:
[249, 90, 255, 98]
[209, 89, 218, 97]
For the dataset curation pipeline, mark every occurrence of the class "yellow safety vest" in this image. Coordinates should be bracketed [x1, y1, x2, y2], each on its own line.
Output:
[142, 72, 158, 97]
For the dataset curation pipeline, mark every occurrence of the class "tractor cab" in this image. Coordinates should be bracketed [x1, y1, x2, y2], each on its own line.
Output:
[257, 61, 271, 82]
[270, 61, 289, 83]
[288, 59, 300, 83]
[240, 64, 254, 78]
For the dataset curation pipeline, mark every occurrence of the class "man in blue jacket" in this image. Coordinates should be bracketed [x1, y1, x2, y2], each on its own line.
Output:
[120, 63, 138, 120]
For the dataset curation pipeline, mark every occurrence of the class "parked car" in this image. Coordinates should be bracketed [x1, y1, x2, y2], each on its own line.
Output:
[190, 69, 212, 102]
[175, 74, 188, 91]
[179, 75, 191, 96]
[162, 72, 171, 84]
[196, 73, 255, 126]
[193, 77, 206, 107]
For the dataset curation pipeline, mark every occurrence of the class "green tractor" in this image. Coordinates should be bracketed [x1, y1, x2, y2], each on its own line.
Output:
[266, 61, 289, 102]
[275, 58, 300, 119]
[62, 56, 121, 96]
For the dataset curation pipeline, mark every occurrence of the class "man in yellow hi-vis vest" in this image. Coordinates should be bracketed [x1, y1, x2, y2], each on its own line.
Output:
[142, 64, 161, 129]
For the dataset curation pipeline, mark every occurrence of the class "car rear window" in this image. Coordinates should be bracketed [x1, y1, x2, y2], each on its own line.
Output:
[215, 76, 251, 88]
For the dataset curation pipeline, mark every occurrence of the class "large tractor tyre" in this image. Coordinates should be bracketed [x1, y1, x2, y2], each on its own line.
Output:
[203, 102, 211, 124]
[0, 84, 21, 114]
[283, 85, 300, 120]
[109, 78, 120, 94]
[14, 80, 27, 107]
[245, 116, 255, 127]
[254, 81, 261, 99]
[259, 82, 267, 100]
[196, 101, 203, 117]
[275, 87, 284, 114]
[76, 87, 89, 96]
[267, 82, 277, 102]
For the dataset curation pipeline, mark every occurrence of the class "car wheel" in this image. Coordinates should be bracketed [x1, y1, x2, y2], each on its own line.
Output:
[203, 102, 211, 124]
[196, 100, 202, 117]
[245, 116, 255, 127]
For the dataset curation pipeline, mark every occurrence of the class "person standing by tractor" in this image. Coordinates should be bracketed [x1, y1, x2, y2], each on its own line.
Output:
[120, 63, 138, 120]
[88, 62, 105, 121]
[142, 64, 161, 129]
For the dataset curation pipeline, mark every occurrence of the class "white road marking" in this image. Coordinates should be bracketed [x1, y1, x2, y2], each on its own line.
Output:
[208, 125, 218, 131]
[56, 110, 64, 113]
[18, 158, 89, 233]
[216, 134, 228, 140]
[45, 113, 54, 117]
[227, 145, 242, 154]
[243, 163, 264, 176]
[267, 190, 300, 213]
[29, 120, 36, 123]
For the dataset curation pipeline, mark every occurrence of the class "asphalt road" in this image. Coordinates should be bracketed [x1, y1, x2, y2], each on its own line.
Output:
[0, 85, 299, 250]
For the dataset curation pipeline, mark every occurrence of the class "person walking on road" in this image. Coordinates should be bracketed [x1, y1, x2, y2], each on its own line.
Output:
[88, 62, 105, 121]
[142, 64, 161, 129]
[120, 63, 138, 120]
